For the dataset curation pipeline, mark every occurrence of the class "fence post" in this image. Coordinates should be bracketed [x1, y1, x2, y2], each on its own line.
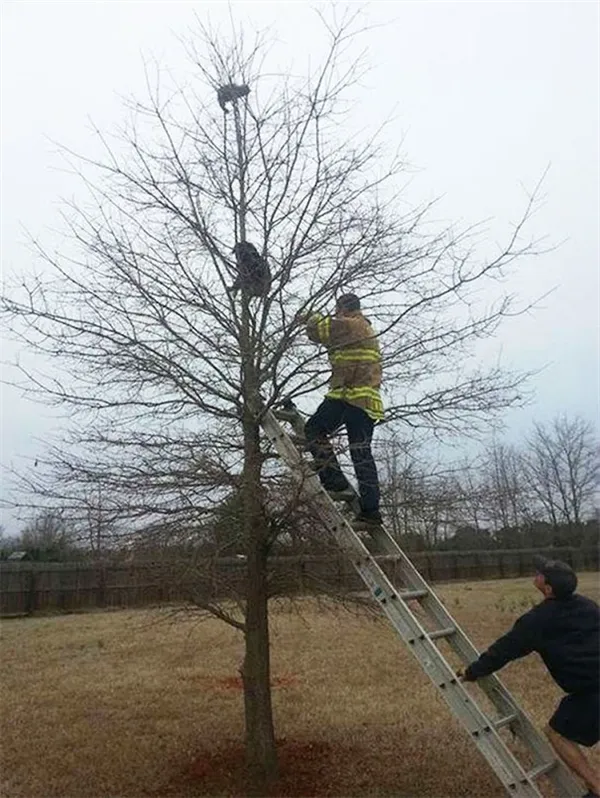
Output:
[426, 554, 433, 582]
[96, 564, 107, 608]
[25, 568, 37, 615]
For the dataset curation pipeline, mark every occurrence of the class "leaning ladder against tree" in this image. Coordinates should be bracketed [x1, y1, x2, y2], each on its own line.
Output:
[261, 401, 585, 798]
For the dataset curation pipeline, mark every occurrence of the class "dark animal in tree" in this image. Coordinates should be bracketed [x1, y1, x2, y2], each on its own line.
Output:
[217, 84, 250, 113]
[229, 242, 271, 297]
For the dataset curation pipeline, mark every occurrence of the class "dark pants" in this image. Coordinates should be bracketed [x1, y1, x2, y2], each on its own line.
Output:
[549, 691, 600, 746]
[304, 398, 380, 514]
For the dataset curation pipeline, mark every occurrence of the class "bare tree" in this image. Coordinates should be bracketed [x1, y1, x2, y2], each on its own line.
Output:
[377, 433, 458, 548]
[446, 457, 487, 534]
[80, 485, 122, 555]
[0, 525, 18, 558]
[18, 510, 75, 559]
[378, 438, 495, 549]
[482, 443, 525, 532]
[1, 10, 546, 790]
[377, 431, 422, 541]
[522, 415, 599, 537]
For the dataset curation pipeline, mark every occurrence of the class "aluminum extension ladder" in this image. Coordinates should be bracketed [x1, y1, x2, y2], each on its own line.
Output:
[261, 401, 584, 798]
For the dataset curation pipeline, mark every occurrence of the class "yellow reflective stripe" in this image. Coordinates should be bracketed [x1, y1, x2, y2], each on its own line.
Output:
[326, 386, 384, 420]
[326, 388, 383, 403]
[318, 317, 331, 342]
[330, 348, 381, 363]
[340, 347, 379, 355]
[364, 403, 384, 421]
[309, 313, 331, 344]
[329, 387, 382, 399]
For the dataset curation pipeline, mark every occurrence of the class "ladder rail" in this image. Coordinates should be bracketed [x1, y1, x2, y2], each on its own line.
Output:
[352, 549, 547, 796]
[262, 402, 540, 793]
[261, 407, 583, 798]
[270, 402, 585, 789]
[366, 523, 580, 792]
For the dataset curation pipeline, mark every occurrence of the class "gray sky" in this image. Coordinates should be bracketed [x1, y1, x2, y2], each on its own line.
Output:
[1, 1, 598, 533]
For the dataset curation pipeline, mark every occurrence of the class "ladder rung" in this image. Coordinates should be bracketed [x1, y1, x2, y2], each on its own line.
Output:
[493, 712, 518, 730]
[398, 589, 429, 601]
[373, 554, 403, 561]
[526, 761, 556, 780]
[428, 626, 456, 640]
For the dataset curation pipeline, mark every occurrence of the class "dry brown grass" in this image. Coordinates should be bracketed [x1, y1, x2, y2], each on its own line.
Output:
[1, 574, 598, 798]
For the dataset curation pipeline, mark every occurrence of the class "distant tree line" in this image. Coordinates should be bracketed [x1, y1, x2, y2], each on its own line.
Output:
[378, 414, 599, 552]
[2, 414, 598, 562]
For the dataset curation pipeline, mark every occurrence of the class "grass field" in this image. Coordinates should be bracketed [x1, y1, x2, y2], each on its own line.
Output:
[1, 574, 598, 798]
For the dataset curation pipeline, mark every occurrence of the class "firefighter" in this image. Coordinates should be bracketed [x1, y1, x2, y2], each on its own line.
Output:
[298, 293, 383, 526]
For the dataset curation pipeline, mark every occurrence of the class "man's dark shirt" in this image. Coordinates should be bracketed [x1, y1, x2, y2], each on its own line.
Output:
[465, 594, 599, 694]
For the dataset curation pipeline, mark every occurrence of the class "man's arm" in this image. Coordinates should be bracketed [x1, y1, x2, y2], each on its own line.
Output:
[305, 313, 332, 345]
[463, 607, 542, 681]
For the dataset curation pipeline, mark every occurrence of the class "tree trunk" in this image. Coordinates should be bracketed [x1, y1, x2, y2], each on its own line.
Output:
[231, 89, 278, 791]
[241, 411, 278, 792]
[238, 285, 277, 790]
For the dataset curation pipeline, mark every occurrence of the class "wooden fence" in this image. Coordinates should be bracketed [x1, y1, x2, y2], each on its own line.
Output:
[1, 547, 598, 616]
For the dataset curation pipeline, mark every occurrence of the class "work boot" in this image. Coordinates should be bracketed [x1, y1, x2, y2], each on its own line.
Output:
[327, 487, 356, 503]
[353, 509, 383, 528]
[274, 408, 299, 423]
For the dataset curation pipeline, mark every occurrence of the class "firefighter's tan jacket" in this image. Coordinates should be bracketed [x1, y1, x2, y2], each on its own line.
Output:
[306, 310, 383, 421]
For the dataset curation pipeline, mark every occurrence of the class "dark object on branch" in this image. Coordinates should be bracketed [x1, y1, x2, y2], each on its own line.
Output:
[217, 83, 250, 113]
[229, 242, 271, 297]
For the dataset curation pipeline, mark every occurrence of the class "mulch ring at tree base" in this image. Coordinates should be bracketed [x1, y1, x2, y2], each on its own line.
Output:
[168, 739, 361, 797]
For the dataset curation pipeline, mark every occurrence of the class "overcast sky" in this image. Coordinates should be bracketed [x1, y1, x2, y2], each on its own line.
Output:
[1, 1, 598, 533]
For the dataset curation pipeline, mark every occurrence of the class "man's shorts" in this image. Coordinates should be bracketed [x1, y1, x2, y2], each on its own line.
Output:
[549, 692, 600, 747]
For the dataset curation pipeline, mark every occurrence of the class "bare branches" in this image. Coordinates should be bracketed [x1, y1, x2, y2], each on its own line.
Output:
[3, 9, 543, 434]
[0, 10, 553, 630]
[522, 416, 599, 528]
